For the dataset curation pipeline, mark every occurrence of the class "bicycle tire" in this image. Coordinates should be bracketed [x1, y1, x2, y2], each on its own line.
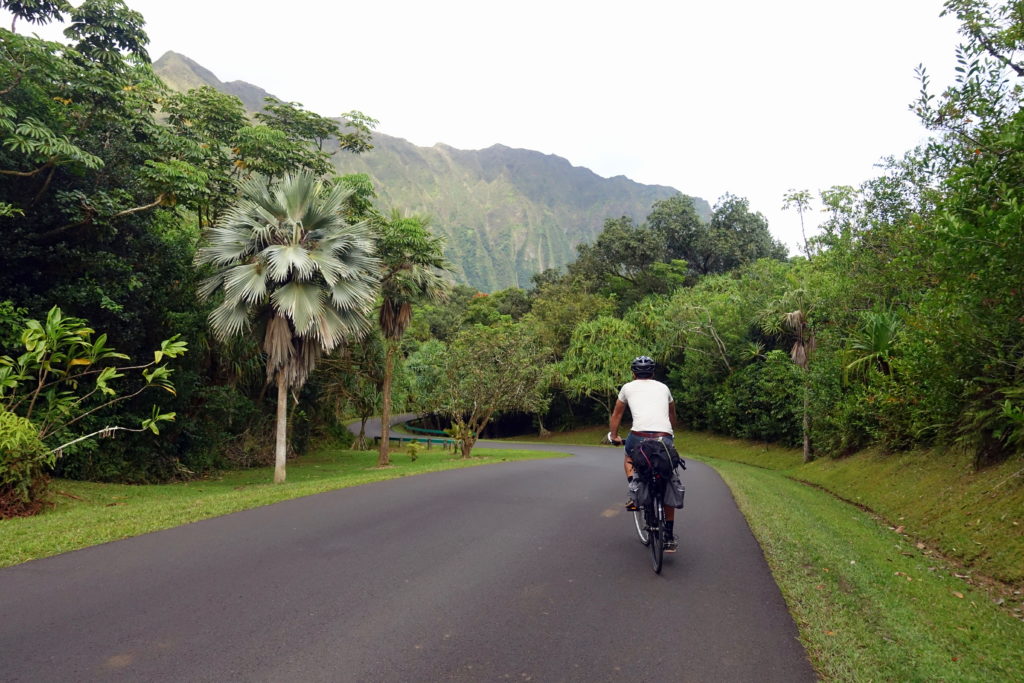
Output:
[650, 526, 664, 573]
[649, 500, 664, 573]
[634, 508, 651, 545]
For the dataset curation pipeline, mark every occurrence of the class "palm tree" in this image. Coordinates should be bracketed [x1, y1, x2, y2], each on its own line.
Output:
[375, 210, 450, 466]
[761, 289, 817, 463]
[844, 307, 901, 383]
[195, 173, 380, 483]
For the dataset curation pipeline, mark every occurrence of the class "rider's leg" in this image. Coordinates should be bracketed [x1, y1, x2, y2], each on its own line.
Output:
[664, 506, 677, 551]
[623, 432, 642, 478]
[623, 433, 642, 510]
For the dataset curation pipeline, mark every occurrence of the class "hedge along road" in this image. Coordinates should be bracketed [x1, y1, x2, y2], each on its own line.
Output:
[0, 418, 814, 682]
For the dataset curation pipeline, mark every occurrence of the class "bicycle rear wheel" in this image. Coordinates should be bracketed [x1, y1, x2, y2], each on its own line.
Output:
[649, 526, 664, 573]
[633, 508, 650, 545]
[649, 501, 664, 573]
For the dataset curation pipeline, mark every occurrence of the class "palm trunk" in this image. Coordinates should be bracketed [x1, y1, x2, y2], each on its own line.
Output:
[357, 417, 367, 450]
[275, 373, 288, 484]
[802, 378, 811, 463]
[378, 340, 397, 466]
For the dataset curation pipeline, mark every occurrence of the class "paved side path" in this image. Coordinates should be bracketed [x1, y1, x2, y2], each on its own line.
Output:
[0, 422, 815, 681]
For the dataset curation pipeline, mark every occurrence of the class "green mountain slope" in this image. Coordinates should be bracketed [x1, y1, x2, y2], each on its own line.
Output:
[155, 51, 274, 113]
[152, 52, 709, 290]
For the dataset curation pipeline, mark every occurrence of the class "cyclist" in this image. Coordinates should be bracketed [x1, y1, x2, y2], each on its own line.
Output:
[607, 356, 679, 552]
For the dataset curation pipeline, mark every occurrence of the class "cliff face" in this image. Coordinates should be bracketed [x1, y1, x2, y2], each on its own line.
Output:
[331, 136, 708, 289]
[153, 51, 709, 290]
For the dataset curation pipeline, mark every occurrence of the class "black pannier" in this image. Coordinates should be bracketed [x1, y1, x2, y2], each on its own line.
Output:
[663, 475, 685, 509]
[630, 438, 686, 509]
[630, 438, 676, 479]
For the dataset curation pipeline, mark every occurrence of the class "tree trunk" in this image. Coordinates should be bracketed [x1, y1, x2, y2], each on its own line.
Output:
[357, 417, 367, 450]
[537, 415, 550, 437]
[461, 412, 492, 458]
[802, 379, 812, 463]
[274, 373, 288, 484]
[378, 340, 397, 466]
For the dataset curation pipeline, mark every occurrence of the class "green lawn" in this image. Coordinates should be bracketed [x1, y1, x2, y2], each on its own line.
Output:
[0, 444, 568, 568]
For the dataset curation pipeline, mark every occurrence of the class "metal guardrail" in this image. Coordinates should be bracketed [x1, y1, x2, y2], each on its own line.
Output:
[372, 434, 455, 448]
[403, 424, 450, 436]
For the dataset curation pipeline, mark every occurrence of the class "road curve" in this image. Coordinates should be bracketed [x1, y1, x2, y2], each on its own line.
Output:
[0, 419, 815, 681]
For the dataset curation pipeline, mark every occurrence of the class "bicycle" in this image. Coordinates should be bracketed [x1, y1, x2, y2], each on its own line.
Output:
[627, 438, 685, 574]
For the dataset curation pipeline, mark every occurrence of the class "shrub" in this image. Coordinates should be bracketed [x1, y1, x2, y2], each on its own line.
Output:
[711, 351, 803, 446]
[813, 389, 876, 457]
[406, 440, 423, 462]
[0, 409, 52, 517]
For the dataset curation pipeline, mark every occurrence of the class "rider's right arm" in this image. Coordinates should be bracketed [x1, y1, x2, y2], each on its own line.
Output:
[609, 399, 627, 443]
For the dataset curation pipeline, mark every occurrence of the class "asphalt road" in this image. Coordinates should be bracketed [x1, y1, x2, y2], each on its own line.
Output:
[0, 419, 815, 682]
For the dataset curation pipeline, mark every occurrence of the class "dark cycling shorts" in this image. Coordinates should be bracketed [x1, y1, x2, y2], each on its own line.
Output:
[624, 432, 674, 460]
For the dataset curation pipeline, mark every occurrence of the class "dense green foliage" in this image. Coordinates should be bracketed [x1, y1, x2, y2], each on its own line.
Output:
[458, 0, 1024, 470]
[0, 408, 50, 515]
[374, 210, 450, 465]
[0, 3, 392, 493]
[411, 322, 551, 457]
[0, 304, 185, 513]
[3, 1, 1023, 518]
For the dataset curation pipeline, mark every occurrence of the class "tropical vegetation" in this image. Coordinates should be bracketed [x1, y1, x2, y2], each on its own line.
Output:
[0, 0, 1021, 576]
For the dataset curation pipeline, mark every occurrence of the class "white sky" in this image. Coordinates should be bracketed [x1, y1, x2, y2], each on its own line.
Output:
[10, 0, 962, 253]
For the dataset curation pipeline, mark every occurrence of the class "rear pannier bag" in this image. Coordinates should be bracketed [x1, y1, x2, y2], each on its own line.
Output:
[663, 476, 685, 509]
[630, 438, 675, 479]
[630, 478, 652, 508]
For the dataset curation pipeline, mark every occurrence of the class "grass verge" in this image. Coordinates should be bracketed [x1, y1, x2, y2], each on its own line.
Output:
[705, 456, 1024, 681]
[795, 450, 1024, 586]
[676, 431, 1024, 586]
[0, 444, 567, 568]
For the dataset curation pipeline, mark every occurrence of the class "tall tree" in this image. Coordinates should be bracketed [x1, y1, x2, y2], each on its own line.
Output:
[374, 210, 449, 466]
[906, 0, 1024, 465]
[782, 189, 813, 256]
[417, 323, 550, 458]
[760, 289, 817, 462]
[559, 315, 646, 419]
[700, 194, 789, 275]
[317, 330, 386, 450]
[570, 217, 688, 309]
[647, 193, 704, 262]
[195, 173, 380, 482]
[3, 1, 71, 31]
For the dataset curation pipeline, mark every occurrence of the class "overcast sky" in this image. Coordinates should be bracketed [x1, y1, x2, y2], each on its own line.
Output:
[11, 0, 962, 253]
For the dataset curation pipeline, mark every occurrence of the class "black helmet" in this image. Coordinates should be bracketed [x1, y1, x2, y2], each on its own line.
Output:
[630, 356, 656, 376]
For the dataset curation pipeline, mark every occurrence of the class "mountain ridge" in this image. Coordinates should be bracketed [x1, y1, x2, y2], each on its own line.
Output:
[152, 51, 709, 290]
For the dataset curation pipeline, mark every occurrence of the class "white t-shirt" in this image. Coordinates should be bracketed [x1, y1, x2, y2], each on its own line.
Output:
[618, 379, 674, 434]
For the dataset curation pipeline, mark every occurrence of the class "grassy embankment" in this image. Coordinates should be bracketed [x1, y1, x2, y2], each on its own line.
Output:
[0, 444, 567, 569]
[513, 427, 1024, 681]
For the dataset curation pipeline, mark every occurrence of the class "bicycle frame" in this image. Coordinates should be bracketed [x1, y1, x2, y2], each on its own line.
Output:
[636, 473, 668, 573]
